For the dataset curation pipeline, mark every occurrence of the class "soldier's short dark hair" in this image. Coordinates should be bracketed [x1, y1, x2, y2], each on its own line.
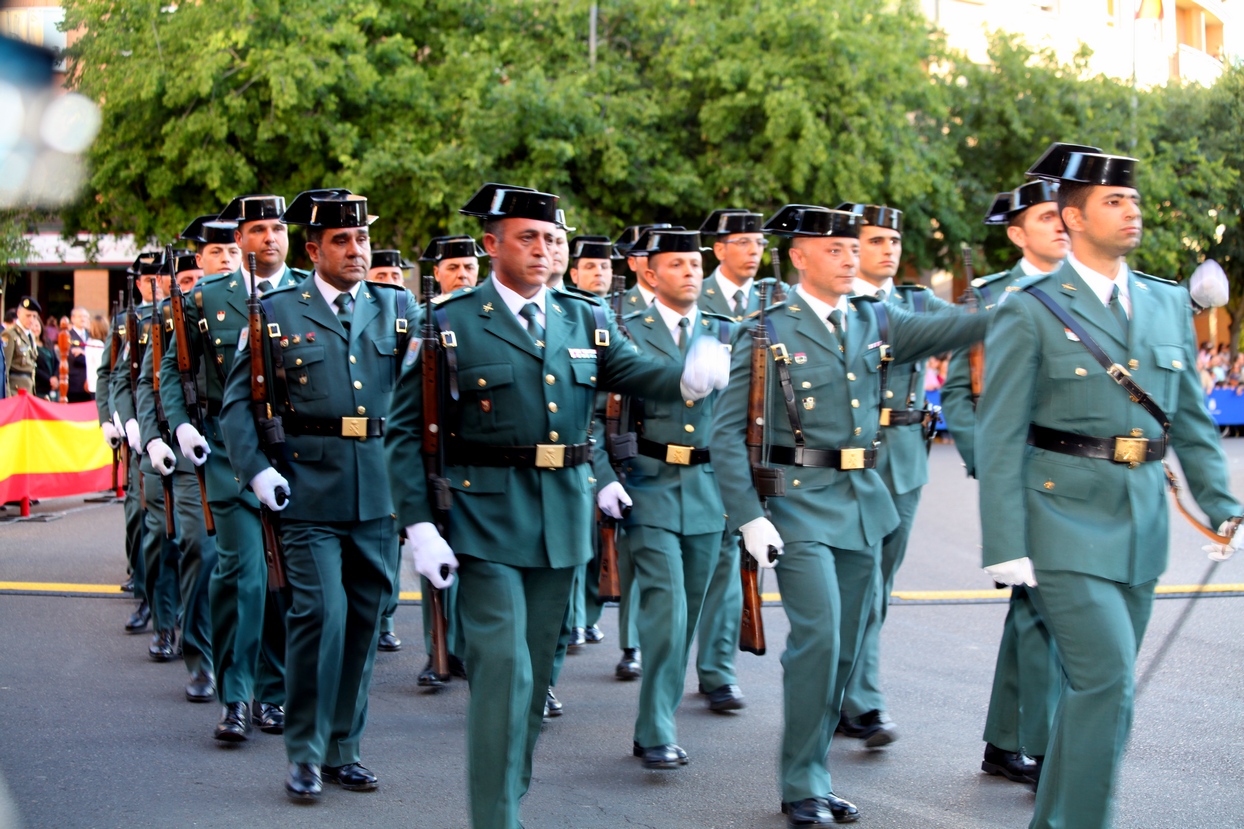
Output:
[1057, 180, 1092, 217]
[306, 226, 325, 246]
[483, 219, 504, 241]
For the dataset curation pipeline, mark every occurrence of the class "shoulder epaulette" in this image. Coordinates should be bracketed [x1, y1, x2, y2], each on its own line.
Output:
[557, 284, 607, 305]
[1133, 271, 1177, 286]
[701, 310, 734, 323]
[971, 270, 1017, 288]
[198, 271, 232, 287]
[431, 285, 476, 306]
[622, 309, 646, 322]
[263, 283, 298, 296]
[894, 283, 930, 292]
[849, 294, 882, 303]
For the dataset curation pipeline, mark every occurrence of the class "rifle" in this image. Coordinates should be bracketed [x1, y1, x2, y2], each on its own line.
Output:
[247, 252, 289, 592]
[597, 270, 637, 603]
[169, 262, 216, 536]
[769, 242, 789, 303]
[960, 243, 985, 405]
[739, 277, 781, 656]
[149, 267, 177, 541]
[421, 269, 452, 682]
[125, 274, 144, 505]
[108, 294, 122, 494]
[57, 317, 70, 402]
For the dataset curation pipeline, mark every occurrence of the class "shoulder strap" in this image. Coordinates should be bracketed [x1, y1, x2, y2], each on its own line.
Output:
[910, 289, 927, 314]
[193, 287, 227, 387]
[1024, 286, 1170, 431]
[259, 297, 293, 414]
[716, 318, 732, 346]
[433, 306, 459, 401]
[978, 283, 995, 308]
[764, 318, 806, 449]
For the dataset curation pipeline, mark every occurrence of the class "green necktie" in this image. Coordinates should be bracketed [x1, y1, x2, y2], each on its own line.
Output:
[1109, 284, 1128, 336]
[519, 302, 545, 346]
[677, 316, 691, 355]
[334, 292, 353, 331]
[732, 289, 746, 315]
[256, 279, 273, 294]
[828, 309, 845, 354]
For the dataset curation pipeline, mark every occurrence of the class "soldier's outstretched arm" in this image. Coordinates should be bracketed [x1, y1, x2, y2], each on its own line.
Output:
[708, 322, 764, 534]
[597, 314, 684, 402]
[888, 302, 991, 365]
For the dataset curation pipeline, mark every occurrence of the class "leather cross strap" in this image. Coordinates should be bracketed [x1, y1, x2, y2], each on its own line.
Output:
[764, 319, 807, 450]
[194, 286, 227, 387]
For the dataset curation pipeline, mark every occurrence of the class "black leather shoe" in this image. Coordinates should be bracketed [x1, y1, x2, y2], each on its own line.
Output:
[377, 631, 401, 652]
[148, 629, 176, 661]
[285, 762, 322, 801]
[584, 624, 605, 643]
[214, 701, 250, 742]
[254, 702, 285, 734]
[838, 709, 897, 747]
[323, 762, 378, 791]
[417, 657, 447, 688]
[782, 795, 860, 825]
[120, 577, 134, 592]
[543, 687, 563, 718]
[448, 654, 467, 679]
[706, 684, 746, 712]
[185, 669, 216, 702]
[615, 648, 642, 680]
[632, 741, 689, 769]
[568, 626, 586, 652]
[124, 600, 150, 633]
[982, 743, 1040, 785]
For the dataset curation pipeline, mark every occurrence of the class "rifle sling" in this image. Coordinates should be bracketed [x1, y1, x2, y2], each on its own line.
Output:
[763, 318, 806, 449]
[259, 297, 293, 415]
[193, 287, 228, 388]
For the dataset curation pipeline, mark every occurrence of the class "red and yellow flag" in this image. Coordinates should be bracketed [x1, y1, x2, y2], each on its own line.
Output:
[0, 390, 111, 502]
[1136, 0, 1164, 20]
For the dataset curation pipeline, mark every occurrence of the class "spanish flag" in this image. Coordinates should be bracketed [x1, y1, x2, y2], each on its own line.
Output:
[0, 390, 112, 503]
[1136, 0, 1163, 19]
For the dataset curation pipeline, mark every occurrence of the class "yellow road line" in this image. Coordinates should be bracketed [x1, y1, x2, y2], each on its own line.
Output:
[0, 582, 124, 594]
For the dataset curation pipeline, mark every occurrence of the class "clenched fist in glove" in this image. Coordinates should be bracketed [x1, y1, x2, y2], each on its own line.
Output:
[596, 481, 632, 520]
[679, 335, 731, 401]
[124, 419, 143, 455]
[739, 517, 784, 569]
[175, 423, 211, 466]
[406, 522, 458, 589]
[984, 557, 1037, 587]
[249, 467, 290, 512]
[146, 438, 178, 476]
[101, 421, 122, 449]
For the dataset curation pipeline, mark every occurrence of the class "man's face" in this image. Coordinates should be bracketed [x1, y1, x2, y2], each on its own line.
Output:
[70, 308, 90, 330]
[1063, 186, 1142, 259]
[857, 226, 902, 284]
[628, 254, 655, 289]
[789, 236, 860, 300]
[197, 242, 242, 277]
[137, 275, 154, 303]
[176, 269, 203, 292]
[570, 258, 613, 297]
[235, 219, 289, 271]
[549, 229, 569, 280]
[433, 257, 479, 294]
[1009, 203, 1069, 265]
[483, 219, 557, 295]
[16, 307, 37, 330]
[712, 232, 765, 283]
[367, 266, 405, 286]
[648, 251, 704, 308]
[308, 227, 371, 291]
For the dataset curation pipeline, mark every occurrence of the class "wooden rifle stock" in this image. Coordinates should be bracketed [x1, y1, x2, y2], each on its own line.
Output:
[169, 271, 215, 536]
[597, 271, 634, 603]
[150, 270, 177, 540]
[420, 271, 452, 680]
[247, 253, 288, 591]
[960, 244, 985, 403]
[57, 317, 70, 402]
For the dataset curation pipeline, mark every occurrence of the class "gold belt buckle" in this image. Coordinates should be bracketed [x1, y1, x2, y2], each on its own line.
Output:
[535, 444, 566, 468]
[665, 444, 693, 465]
[341, 417, 368, 438]
[1112, 436, 1147, 466]
[879, 408, 892, 426]
[840, 448, 866, 470]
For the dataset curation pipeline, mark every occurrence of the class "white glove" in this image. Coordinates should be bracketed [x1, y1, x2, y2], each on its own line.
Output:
[146, 438, 177, 476]
[249, 467, 290, 512]
[175, 423, 211, 466]
[1189, 260, 1229, 309]
[1205, 518, 1242, 561]
[739, 516, 783, 569]
[124, 418, 143, 455]
[112, 411, 123, 432]
[679, 335, 731, 401]
[407, 522, 458, 589]
[596, 481, 633, 520]
[101, 421, 122, 449]
[984, 557, 1037, 587]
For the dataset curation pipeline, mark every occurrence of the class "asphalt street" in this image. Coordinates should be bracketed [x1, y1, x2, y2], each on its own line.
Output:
[1, 441, 1242, 828]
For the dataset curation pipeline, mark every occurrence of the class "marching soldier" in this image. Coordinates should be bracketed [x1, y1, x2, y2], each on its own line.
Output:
[710, 204, 989, 827]
[385, 183, 729, 829]
[2, 296, 41, 397]
[976, 144, 1242, 829]
[160, 200, 297, 742]
[616, 224, 670, 311]
[836, 202, 953, 747]
[422, 235, 483, 297]
[941, 179, 1068, 786]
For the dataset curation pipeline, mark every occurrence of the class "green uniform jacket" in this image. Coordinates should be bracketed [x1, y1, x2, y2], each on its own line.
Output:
[622, 284, 650, 312]
[711, 295, 989, 550]
[109, 305, 153, 428]
[941, 263, 1026, 477]
[385, 278, 685, 570]
[976, 261, 1240, 584]
[135, 301, 195, 475]
[698, 269, 789, 322]
[219, 275, 416, 524]
[95, 311, 127, 425]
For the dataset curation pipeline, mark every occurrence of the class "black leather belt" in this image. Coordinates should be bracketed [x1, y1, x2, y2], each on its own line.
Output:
[10, 369, 32, 377]
[284, 415, 385, 439]
[1027, 424, 1166, 465]
[448, 441, 592, 469]
[880, 408, 925, 427]
[766, 445, 877, 470]
[637, 437, 710, 465]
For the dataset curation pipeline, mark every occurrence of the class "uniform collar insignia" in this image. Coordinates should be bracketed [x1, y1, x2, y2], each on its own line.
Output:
[482, 302, 494, 312]
[364, 292, 371, 300]
[230, 280, 238, 288]
[1061, 283, 1077, 291]
[301, 292, 312, 299]
[552, 303, 563, 314]
[644, 316, 655, 324]
[788, 304, 801, 312]
[706, 288, 716, 295]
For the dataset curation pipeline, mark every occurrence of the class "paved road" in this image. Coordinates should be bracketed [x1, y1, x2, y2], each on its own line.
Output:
[1, 442, 1242, 828]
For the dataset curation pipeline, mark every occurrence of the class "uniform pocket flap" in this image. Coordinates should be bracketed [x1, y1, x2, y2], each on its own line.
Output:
[447, 467, 510, 493]
[571, 361, 598, 387]
[1023, 457, 1096, 501]
[464, 362, 515, 390]
[286, 345, 325, 368]
[787, 365, 834, 389]
[373, 336, 398, 356]
[1046, 351, 1095, 379]
[1152, 344, 1186, 372]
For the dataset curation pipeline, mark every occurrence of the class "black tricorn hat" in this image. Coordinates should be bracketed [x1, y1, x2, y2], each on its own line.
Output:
[614, 223, 673, 256]
[569, 235, 618, 262]
[700, 209, 765, 238]
[174, 250, 200, 274]
[555, 209, 576, 232]
[633, 228, 706, 256]
[370, 250, 414, 270]
[1026, 142, 1103, 180]
[130, 250, 166, 276]
[218, 194, 286, 225]
[763, 205, 861, 238]
[983, 180, 1060, 225]
[181, 214, 238, 245]
[19, 295, 42, 314]
[835, 202, 903, 233]
[1052, 152, 1139, 189]
[281, 189, 378, 228]
[459, 183, 559, 223]
[419, 235, 485, 263]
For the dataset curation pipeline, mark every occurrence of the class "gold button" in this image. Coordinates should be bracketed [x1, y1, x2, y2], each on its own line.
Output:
[293, 452, 299, 459]
[684, 424, 695, 433]
[546, 374, 555, 385]
[851, 399, 859, 408]
[792, 479, 801, 487]
[215, 338, 222, 345]
[885, 390, 894, 399]
[587, 477, 596, 484]
[1130, 428, 1143, 437]
[685, 400, 694, 407]
[854, 427, 862, 435]
[1128, 359, 1139, 369]
[1172, 360, 1183, 369]
[1075, 368, 1087, 376]
[463, 480, 470, 488]
[350, 355, 356, 364]
[847, 372, 856, 381]
[1043, 480, 1054, 490]
[391, 513, 396, 519]
[295, 358, 303, 366]
[357, 406, 366, 415]
[549, 431, 559, 441]
[548, 402, 558, 413]
[477, 378, 487, 387]
[801, 381, 811, 389]
[590, 376, 596, 383]
[353, 380, 362, 389]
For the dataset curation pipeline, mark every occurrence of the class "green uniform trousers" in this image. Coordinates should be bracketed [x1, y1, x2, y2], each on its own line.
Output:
[616, 532, 640, 651]
[695, 530, 742, 692]
[982, 584, 1060, 757]
[775, 540, 879, 803]
[123, 455, 147, 603]
[141, 471, 182, 636]
[420, 575, 464, 659]
[1027, 570, 1155, 829]
[842, 485, 921, 716]
[457, 556, 575, 829]
[622, 525, 717, 747]
[380, 566, 400, 635]
[281, 517, 398, 766]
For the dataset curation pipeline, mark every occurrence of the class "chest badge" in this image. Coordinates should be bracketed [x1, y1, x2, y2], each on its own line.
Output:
[217, 311, 226, 321]
[793, 353, 808, 365]
[306, 332, 316, 343]
[802, 397, 815, 410]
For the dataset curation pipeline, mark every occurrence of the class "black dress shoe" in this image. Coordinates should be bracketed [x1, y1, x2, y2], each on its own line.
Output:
[706, 684, 746, 712]
[214, 701, 251, 742]
[632, 741, 689, 769]
[583, 624, 605, 643]
[323, 762, 378, 791]
[185, 669, 216, 702]
[615, 648, 642, 680]
[125, 600, 150, 633]
[568, 626, 586, 652]
[417, 657, 447, 688]
[285, 762, 322, 801]
[148, 629, 176, 661]
[838, 709, 897, 747]
[543, 687, 563, 718]
[377, 631, 402, 652]
[448, 654, 467, 678]
[120, 578, 134, 592]
[254, 702, 285, 734]
[982, 743, 1039, 785]
[782, 795, 860, 826]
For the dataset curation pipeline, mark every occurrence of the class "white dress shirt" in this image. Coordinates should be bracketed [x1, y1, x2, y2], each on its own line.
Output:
[852, 276, 895, 300]
[1068, 253, 1131, 318]
[492, 274, 547, 328]
[241, 265, 287, 295]
[636, 283, 656, 308]
[652, 299, 699, 344]
[312, 272, 361, 310]
[795, 284, 851, 336]
[713, 268, 755, 313]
